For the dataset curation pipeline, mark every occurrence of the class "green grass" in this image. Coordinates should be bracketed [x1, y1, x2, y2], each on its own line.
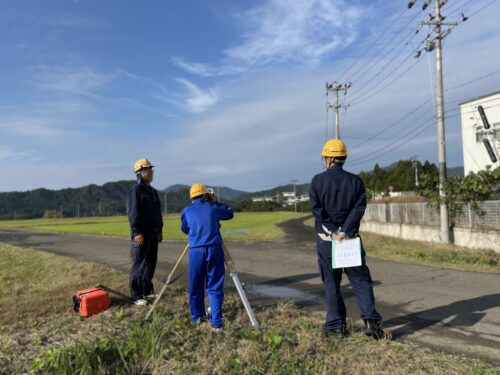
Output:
[361, 231, 500, 273]
[1, 243, 499, 374]
[0, 212, 308, 242]
[303, 218, 500, 274]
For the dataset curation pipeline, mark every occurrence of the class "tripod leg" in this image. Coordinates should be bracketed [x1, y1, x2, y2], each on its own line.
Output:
[230, 271, 259, 329]
[145, 244, 189, 321]
[222, 242, 259, 329]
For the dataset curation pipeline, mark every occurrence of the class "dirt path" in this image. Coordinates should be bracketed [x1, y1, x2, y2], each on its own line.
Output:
[1, 221, 499, 365]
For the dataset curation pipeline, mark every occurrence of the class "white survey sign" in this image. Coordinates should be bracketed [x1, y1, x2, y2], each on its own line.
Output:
[332, 238, 362, 269]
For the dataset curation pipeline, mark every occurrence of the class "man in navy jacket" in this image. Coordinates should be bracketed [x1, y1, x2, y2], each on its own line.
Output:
[128, 158, 163, 306]
[181, 183, 233, 330]
[309, 140, 385, 339]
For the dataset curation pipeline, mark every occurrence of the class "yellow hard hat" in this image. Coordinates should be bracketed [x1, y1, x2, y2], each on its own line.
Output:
[190, 183, 208, 199]
[321, 139, 347, 158]
[134, 158, 154, 173]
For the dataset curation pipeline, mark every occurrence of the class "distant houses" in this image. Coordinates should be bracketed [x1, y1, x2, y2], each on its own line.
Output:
[251, 191, 309, 207]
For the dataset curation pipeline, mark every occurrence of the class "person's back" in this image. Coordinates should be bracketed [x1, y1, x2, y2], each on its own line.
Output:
[181, 183, 233, 330]
[309, 166, 366, 237]
[181, 199, 233, 248]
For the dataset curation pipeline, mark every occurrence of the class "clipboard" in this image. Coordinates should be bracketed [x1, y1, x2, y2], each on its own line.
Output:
[332, 237, 362, 269]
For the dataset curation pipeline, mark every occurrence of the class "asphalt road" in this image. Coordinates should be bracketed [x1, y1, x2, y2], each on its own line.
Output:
[1, 217, 499, 365]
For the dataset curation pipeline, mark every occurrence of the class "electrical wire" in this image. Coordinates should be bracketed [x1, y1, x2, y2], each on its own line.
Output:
[350, 54, 425, 106]
[345, 11, 421, 84]
[337, 7, 410, 82]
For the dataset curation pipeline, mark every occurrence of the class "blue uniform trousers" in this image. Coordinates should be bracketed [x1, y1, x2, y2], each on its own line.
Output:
[188, 245, 225, 328]
[317, 238, 382, 329]
[130, 231, 159, 301]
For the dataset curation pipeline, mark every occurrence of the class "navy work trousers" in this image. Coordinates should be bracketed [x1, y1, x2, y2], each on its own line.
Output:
[188, 245, 225, 328]
[130, 231, 159, 301]
[317, 238, 382, 329]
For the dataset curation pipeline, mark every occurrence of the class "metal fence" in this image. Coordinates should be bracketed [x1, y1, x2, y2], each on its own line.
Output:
[364, 200, 500, 230]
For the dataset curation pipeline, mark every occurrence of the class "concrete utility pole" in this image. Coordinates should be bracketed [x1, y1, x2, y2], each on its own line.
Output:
[410, 0, 467, 243]
[411, 156, 419, 187]
[291, 179, 298, 213]
[326, 82, 351, 139]
[433, 0, 449, 243]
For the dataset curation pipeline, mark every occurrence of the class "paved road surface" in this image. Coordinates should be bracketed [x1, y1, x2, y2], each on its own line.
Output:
[1, 217, 499, 364]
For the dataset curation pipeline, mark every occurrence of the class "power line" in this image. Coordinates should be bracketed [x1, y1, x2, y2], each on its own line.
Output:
[463, 0, 497, 18]
[348, 21, 425, 99]
[349, 98, 432, 152]
[347, 68, 500, 153]
[337, 7, 410, 82]
[345, 11, 422, 84]
[350, 54, 425, 106]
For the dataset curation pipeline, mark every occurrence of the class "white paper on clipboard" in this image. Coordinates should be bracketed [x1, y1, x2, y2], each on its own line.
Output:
[332, 237, 362, 269]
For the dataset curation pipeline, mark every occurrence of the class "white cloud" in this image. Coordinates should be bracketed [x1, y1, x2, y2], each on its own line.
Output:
[0, 146, 37, 161]
[176, 78, 218, 113]
[31, 65, 117, 97]
[0, 118, 64, 138]
[173, 0, 365, 76]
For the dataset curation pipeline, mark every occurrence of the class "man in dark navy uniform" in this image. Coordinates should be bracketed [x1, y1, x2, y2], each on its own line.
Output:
[309, 139, 385, 339]
[128, 158, 163, 306]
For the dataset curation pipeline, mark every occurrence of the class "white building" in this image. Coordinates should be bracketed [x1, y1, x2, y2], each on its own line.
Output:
[280, 192, 309, 206]
[251, 196, 275, 203]
[460, 91, 500, 175]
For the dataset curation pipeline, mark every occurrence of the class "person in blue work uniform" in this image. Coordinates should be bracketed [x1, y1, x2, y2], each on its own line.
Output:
[309, 139, 386, 339]
[128, 158, 163, 306]
[181, 183, 234, 330]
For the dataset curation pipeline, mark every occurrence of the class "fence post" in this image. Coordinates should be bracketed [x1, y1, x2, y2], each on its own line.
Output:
[468, 203, 472, 228]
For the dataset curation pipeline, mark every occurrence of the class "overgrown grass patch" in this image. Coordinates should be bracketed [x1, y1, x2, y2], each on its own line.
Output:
[0, 212, 308, 242]
[1, 243, 499, 374]
[361, 231, 500, 274]
[303, 218, 499, 273]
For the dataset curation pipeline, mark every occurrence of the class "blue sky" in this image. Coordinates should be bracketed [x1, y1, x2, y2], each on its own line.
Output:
[1, 0, 500, 192]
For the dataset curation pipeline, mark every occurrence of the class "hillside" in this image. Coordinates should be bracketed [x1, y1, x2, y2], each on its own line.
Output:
[0, 181, 247, 219]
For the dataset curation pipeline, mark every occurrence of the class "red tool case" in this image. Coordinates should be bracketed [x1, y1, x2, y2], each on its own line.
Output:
[73, 287, 111, 317]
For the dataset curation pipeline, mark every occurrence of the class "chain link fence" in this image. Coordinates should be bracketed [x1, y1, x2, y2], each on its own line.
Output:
[364, 200, 500, 230]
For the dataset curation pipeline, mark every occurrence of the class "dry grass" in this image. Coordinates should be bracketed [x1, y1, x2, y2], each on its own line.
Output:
[361, 231, 500, 274]
[303, 218, 500, 273]
[1, 243, 498, 374]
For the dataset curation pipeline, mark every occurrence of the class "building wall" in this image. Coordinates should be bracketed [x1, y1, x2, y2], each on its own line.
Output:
[361, 221, 500, 253]
[460, 91, 500, 174]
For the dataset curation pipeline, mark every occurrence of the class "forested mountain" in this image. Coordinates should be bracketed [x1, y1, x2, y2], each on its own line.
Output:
[0, 161, 465, 219]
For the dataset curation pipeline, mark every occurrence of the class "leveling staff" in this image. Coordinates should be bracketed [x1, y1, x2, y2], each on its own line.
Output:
[181, 183, 234, 330]
[128, 158, 163, 306]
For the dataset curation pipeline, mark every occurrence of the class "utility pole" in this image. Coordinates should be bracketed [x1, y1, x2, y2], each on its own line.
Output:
[98, 200, 102, 216]
[326, 81, 351, 139]
[410, 0, 467, 244]
[433, 0, 449, 243]
[291, 179, 298, 213]
[411, 157, 419, 187]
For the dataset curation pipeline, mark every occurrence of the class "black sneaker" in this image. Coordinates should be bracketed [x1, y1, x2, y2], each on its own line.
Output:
[363, 320, 387, 340]
[323, 324, 350, 339]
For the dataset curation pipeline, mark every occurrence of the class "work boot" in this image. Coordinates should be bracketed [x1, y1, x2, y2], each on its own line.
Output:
[323, 324, 350, 339]
[363, 320, 387, 340]
[133, 299, 148, 306]
[211, 326, 224, 333]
